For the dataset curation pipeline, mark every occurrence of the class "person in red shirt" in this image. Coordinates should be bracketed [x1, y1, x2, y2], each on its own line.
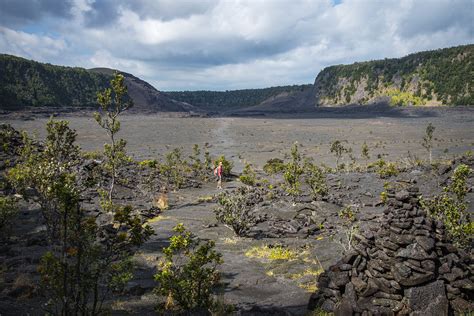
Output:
[214, 161, 223, 189]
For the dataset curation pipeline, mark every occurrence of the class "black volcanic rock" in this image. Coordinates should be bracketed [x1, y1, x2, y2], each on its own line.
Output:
[308, 187, 474, 315]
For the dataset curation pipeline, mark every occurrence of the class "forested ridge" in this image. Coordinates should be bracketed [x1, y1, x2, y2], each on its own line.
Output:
[314, 44, 473, 106]
[0, 54, 113, 109]
[165, 84, 313, 110]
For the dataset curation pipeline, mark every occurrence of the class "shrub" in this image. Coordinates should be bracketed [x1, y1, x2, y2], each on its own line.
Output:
[7, 119, 81, 240]
[81, 150, 103, 160]
[160, 148, 190, 190]
[369, 159, 399, 178]
[263, 158, 286, 175]
[213, 156, 233, 177]
[138, 159, 158, 168]
[189, 144, 210, 181]
[422, 164, 472, 247]
[214, 186, 262, 236]
[284, 142, 304, 197]
[154, 223, 223, 313]
[337, 205, 359, 253]
[361, 142, 370, 161]
[239, 163, 257, 186]
[388, 89, 426, 106]
[304, 160, 328, 199]
[330, 140, 350, 170]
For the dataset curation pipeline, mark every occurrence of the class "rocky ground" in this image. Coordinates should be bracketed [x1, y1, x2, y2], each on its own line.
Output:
[0, 107, 473, 315]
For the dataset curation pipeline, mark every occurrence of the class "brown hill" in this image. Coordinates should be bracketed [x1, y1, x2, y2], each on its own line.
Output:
[89, 68, 200, 113]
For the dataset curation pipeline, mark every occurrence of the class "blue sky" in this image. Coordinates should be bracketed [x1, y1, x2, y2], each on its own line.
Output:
[0, 0, 472, 91]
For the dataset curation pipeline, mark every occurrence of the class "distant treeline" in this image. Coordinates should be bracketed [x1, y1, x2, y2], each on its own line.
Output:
[165, 84, 313, 110]
[315, 44, 474, 106]
[0, 54, 111, 109]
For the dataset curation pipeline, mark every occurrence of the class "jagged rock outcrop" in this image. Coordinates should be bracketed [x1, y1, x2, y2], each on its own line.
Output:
[309, 186, 473, 315]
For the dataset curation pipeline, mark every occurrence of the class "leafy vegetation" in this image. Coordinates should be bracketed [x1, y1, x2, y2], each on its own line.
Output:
[159, 148, 190, 190]
[215, 186, 263, 236]
[388, 89, 426, 106]
[263, 158, 286, 175]
[166, 84, 313, 110]
[304, 160, 328, 199]
[94, 72, 133, 201]
[315, 44, 474, 106]
[422, 164, 473, 247]
[368, 159, 400, 178]
[245, 244, 298, 261]
[154, 223, 223, 313]
[0, 54, 112, 109]
[240, 163, 257, 186]
[284, 142, 304, 197]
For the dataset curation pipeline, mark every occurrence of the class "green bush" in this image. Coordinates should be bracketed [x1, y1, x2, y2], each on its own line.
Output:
[422, 164, 473, 247]
[213, 155, 233, 177]
[160, 148, 190, 190]
[138, 159, 158, 168]
[284, 143, 304, 197]
[154, 223, 223, 313]
[215, 186, 262, 236]
[388, 89, 426, 106]
[239, 163, 257, 186]
[304, 160, 328, 199]
[81, 150, 103, 160]
[368, 159, 399, 178]
[263, 158, 286, 175]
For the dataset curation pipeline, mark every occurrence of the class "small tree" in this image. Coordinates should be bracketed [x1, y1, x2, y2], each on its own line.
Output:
[94, 72, 132, 201]
[154, 223, 223, 312]
[361, 142, 370, 161]
[421, 122, 435, 164]
[214, 186, 262, 236]
[330, 140, 349, 170]
[304, 160, 328, 199]
[284, 142, 304, 197]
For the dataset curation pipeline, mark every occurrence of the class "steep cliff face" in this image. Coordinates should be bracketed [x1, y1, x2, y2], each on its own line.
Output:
[313, 44, 473, 107]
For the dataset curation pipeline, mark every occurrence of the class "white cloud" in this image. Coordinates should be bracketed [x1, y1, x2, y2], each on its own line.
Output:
[0, 0, 472, 90]
[0, 27, 67, 61]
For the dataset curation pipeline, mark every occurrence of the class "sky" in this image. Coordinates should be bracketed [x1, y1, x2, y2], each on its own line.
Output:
[0, 0, 473, 91]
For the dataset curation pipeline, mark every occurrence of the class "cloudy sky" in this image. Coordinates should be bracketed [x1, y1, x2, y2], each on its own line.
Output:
[0, 0, 472, 91]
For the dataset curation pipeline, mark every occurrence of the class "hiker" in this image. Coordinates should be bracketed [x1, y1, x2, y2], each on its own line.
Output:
[214, 161, 223, 189]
